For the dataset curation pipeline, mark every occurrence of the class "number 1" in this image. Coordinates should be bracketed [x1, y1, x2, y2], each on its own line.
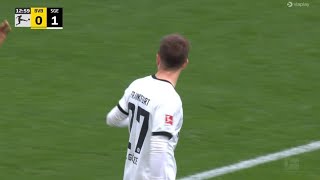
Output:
[52, 16, 58, 25]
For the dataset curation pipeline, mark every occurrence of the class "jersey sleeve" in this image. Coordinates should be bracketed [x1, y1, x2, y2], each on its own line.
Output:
[151, 99, 182, 139]
[117, 85, 132, 116]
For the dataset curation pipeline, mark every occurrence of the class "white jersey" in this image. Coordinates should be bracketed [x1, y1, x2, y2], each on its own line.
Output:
[117, 75, 183, 180]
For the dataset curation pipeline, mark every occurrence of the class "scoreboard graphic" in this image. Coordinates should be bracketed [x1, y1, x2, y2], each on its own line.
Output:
[15, 7, 63, 29]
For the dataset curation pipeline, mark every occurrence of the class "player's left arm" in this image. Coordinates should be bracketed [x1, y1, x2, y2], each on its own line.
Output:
[0, 20, 11, 47]
[106, 87, 131, 128]
[106, 105, 129, 127]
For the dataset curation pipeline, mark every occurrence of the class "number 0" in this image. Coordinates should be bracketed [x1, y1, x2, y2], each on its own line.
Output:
[35, 16, 42, 25]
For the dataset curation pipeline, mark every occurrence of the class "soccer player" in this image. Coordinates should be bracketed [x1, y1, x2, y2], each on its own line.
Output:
[106, 34, 190, 180]
[0, 20, 11, 46]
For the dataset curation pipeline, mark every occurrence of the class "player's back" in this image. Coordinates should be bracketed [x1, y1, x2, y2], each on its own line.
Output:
[122, 75, 183, 180]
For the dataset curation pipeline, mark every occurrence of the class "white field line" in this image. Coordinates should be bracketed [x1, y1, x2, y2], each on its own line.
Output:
[179, 141, 320, 180]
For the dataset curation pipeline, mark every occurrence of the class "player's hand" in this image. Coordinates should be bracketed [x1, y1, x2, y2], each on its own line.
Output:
[0, 20, 11, 34]
[0, 20, 11, 46]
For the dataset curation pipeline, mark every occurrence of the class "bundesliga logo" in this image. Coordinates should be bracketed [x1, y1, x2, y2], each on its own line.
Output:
[165, 115, 173, 125]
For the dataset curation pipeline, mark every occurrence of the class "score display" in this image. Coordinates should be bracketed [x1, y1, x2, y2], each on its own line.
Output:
[15, 7, 63, 29]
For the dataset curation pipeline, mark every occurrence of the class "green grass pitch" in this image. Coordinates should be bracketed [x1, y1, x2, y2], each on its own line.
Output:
[1, 0, 319, 179]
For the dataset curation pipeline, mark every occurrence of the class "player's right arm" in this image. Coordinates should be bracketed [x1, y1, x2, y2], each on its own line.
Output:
[0, 20, 11, 47]
[149, 98, 182, 179]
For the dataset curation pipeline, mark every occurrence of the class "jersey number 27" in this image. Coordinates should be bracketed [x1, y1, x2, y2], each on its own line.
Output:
[128, 102, 150, 154]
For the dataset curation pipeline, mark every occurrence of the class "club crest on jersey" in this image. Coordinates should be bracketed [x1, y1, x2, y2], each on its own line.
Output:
[165, 115, 173, 125]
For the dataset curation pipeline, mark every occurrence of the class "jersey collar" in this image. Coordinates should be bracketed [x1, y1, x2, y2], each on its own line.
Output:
[151, 74, 174, 87]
